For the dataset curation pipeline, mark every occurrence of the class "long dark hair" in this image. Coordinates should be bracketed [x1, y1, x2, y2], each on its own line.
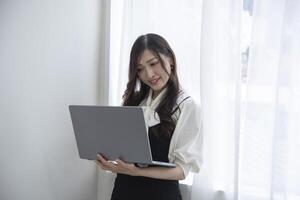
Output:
[122, 33, 180, 138]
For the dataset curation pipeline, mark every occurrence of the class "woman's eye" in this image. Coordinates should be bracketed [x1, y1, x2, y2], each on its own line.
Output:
[150, 62, 159, 66]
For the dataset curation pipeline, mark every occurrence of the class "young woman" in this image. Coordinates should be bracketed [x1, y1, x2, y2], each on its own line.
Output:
[95, 33, 203, 200]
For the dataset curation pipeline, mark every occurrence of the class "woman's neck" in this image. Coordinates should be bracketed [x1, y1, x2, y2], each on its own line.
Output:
[152, 87, 167, 100]
[152, 91, 160, 100]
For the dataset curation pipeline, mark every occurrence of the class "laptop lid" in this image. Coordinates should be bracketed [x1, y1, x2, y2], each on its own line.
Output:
[69, 105, 175, 167]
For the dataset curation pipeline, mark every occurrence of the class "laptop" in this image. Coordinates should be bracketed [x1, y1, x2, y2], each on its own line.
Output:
[69, 105, 176, 168]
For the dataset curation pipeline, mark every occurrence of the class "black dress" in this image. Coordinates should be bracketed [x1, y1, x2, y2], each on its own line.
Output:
[110, 125, 182, 200]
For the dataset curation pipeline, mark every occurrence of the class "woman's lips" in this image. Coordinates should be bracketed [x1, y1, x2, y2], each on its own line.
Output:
[149, 78, 160, 85]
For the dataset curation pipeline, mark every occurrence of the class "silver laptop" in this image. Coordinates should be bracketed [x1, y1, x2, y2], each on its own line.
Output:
[69, 105, 176, 168]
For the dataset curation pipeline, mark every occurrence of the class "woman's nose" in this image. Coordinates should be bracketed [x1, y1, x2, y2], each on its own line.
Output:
[145, 67, 154, 78]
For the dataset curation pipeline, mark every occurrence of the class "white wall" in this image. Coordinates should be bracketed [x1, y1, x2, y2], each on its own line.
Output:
[0, 1, 103, 199]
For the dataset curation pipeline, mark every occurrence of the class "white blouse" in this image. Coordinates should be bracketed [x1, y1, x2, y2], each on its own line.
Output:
[139, 87, 203, 178]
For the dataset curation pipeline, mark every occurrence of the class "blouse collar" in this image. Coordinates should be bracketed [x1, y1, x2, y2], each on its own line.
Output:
[145, 87, 168, 109]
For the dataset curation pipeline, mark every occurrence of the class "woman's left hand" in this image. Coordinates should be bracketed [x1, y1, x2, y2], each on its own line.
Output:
[95, 154, 140, 176]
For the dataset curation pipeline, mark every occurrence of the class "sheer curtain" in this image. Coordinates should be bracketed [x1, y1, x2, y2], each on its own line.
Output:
[192, 0, 241, 200]
[98, 1, 203, 200]
[194, 0, 300, 199]
[108, 0, 203, 106]
[238, 0, 300, 199]
[97, 0, 300, 200]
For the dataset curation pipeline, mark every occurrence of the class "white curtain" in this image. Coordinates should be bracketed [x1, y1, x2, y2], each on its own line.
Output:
[98, 1, 203, 200]
[192, 0, 241, 200]
[108, 0, 203, 106]
[238, 0, 300, 199]
[97, 0, 300, 200]
[194, 0, 300, 200]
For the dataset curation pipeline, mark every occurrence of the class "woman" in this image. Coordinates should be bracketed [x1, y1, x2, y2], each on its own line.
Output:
[96, 33, 203, 200]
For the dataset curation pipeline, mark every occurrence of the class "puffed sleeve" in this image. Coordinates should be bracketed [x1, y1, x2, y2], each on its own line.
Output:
[168, 98, 203, 178]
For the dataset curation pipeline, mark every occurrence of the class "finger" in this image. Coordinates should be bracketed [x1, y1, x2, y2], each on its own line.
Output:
[100, 159, 118, 171]
[95, 159, 104, 167]
[115, 159, 127, 168]
[96, 155, 109, 165]
[116, 159, 124, 164]
[96, 155, 120, 172]
[107, 161, 119, 169]
[103, 163, 117, 173]
[97, 155, 113, 167]
[95, 160, 106, 170]
[97, 162, 114, 173]
[96, 154, 104, 161]
[116, 159, 134, 167]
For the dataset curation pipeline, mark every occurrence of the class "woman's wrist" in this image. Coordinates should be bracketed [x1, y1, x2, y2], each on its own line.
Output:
[133, 166, 143, 176]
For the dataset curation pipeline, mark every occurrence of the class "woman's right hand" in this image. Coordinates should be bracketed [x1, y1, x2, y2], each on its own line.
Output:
[95, 154, 140, 176]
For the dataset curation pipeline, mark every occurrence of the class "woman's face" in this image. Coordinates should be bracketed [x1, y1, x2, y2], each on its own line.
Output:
[137, 49, 172, 97]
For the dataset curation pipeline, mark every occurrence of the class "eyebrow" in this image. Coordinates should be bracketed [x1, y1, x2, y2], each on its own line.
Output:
[146, 57, 158, 63]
